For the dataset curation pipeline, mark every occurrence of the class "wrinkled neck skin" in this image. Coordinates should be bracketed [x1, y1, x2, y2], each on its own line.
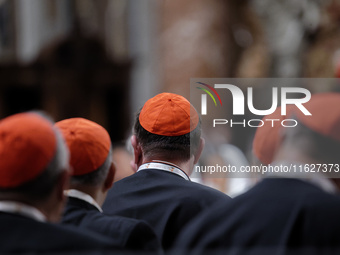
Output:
[141, 156, 195, 176]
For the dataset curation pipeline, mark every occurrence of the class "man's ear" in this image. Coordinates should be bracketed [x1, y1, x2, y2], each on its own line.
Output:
[46, 170, 70, 223]
[130, 135, 142, 171]
[56, 170, 70, 201]
[194, 138, 205, 165]
[103, 162, 115, 191]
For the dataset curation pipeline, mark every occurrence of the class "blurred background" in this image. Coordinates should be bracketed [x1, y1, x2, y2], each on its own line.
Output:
[1, 0, 340, 194]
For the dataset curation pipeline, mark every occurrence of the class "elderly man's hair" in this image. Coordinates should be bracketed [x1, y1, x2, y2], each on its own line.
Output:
[70, 149, 112, 187]
[0, 112, 70, 202]
[282, 119, 340, 165]
[133, 111, 202, 162]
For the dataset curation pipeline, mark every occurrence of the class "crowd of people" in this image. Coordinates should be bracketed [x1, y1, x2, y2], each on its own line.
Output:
[0, 91, 339, 254]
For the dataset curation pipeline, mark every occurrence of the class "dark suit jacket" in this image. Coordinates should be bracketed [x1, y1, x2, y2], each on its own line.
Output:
[0, 211, 120, 254]
[102, 169, 231, 249]
[62, 197, 162, 253]
[173, 178, 340, 255]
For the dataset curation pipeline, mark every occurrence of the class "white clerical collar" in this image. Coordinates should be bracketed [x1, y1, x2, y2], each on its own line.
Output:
[65, 189, 103, 212]
[266, 161, 338, 194]
[137, 160, 190, 181]
[0, 201, 46, 222]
